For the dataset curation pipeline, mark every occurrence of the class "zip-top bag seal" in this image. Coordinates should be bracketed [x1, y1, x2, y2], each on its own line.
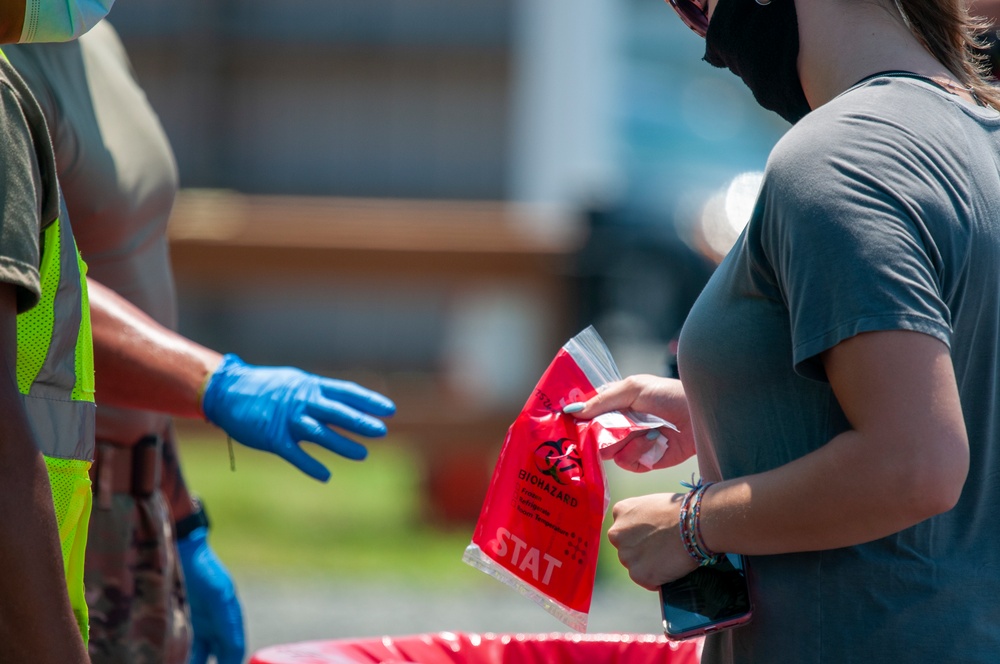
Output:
[463, 326, 676, 631]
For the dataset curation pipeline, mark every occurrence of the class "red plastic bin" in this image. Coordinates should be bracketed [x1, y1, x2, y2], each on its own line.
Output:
[249, 631, 701, 664]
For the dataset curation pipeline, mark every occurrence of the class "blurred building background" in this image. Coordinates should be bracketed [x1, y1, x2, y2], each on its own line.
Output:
[94, 0, 786, 651]
[106, 0, 788, 522]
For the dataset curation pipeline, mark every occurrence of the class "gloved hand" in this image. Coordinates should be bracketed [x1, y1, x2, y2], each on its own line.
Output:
[176, 526, 245, 664]
[202, 354, 397, 481]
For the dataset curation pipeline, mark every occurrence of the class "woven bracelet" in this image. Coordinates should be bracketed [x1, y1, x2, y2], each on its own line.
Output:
[690, 482, 721, 565]
[678, 478, 721, 566]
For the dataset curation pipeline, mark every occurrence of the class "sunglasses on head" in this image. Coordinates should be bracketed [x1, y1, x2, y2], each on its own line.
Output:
[666, 0, 710, 37]
[666, 0, 772, 38]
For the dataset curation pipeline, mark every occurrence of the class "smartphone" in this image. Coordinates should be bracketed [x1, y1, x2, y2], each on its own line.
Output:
[659, 553, 753, 640]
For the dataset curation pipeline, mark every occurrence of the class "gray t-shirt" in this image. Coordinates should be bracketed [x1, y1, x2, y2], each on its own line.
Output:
[0, 55, 60, 312]
[7, 22, 180, 443]
[678, 76, 1000, 663]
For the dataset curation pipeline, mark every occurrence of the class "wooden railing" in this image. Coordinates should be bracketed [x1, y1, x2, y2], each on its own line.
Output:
[168, 190, 586, 522]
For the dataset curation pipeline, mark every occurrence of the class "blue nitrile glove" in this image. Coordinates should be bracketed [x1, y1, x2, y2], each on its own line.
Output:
[201, 354, 397, 482]
[176, 526, 245, 664]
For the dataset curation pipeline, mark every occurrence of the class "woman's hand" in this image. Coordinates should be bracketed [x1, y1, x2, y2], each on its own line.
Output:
[608, 491, 699, 589]
[564, 374, 696, 470]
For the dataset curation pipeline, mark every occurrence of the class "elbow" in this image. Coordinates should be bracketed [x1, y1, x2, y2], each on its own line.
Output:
[901, 437, 969, 520]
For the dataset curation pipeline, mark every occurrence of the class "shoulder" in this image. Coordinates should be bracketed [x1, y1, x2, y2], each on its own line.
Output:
[0, 56, 47, 131]
[760, 78, 997, 231]
[769, 78, 994, 188]
[770, 82, 912, 181]
[0, 66, 44, 311]
[82, 20, 129, 59]
[0, 58, 60, 227]
[749, 82, 944, 264]
[0, 75, 42, 172]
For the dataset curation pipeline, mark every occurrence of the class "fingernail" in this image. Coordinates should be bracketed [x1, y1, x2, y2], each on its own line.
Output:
[563, 402, 585, 413]
[645, 430, 660, 440]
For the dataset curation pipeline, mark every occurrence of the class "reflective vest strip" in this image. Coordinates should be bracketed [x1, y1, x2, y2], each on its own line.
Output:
[17, 214, 95, 461]
[22, 397, 96, 461]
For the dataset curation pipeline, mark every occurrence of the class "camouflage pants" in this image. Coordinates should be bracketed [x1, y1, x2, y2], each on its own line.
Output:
[85, 488, 192, 664]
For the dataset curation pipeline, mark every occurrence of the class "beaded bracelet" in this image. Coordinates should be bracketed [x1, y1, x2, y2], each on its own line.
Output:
[677, 483, 699, 562]
[690, 483, 719, 563]
[678, 477, 721, 566]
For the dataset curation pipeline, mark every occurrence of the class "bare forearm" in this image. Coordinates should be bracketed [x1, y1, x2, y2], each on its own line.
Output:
[0, 285, 87, 660]
[89, 278, 221, 419]
[696, 331, 968, 557]
[701, 427, 965, 556]
[0, 417, 88, 662]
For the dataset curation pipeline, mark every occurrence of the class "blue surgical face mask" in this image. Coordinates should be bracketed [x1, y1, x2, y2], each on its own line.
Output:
[19, 0, 115, 43]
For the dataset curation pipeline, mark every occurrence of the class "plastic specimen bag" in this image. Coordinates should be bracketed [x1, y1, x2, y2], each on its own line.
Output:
[463, 326, 675, 631]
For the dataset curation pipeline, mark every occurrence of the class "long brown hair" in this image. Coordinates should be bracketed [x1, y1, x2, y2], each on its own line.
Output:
[896, 0, 1000, 108]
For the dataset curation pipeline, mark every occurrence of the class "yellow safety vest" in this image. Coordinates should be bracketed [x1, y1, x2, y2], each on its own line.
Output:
[16, 209, 96, 644]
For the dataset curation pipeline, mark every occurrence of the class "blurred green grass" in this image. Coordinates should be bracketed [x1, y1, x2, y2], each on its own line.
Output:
[176, 426, 699, 590]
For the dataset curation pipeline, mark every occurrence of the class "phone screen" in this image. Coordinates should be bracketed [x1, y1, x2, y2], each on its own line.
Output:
[659, 553, 752, 639]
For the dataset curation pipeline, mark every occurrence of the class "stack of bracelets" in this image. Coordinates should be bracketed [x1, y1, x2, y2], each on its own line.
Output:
[678, 477, 722, 566]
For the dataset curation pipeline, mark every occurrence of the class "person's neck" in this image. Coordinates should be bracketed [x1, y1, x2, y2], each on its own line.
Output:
[0, 7, 25, 44]
[796, 0, 971, 108]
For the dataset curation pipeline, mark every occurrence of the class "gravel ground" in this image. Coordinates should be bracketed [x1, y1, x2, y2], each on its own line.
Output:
[239, 575, 664, 655]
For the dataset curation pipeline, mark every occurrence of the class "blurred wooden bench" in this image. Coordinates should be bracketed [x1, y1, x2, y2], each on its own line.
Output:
[168, 189, 584, 523]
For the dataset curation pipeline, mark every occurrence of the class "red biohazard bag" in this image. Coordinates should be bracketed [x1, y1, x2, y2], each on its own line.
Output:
[463, 326, 675, 632]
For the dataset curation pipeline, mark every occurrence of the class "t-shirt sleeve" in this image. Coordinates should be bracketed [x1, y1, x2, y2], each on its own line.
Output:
[0, 81, 45, 312]
[758, 122, 953, 382]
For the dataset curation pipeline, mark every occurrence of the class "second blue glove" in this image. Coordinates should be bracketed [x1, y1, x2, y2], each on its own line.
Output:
[177, 525, 245, 664]
[202, 354, 397, 481]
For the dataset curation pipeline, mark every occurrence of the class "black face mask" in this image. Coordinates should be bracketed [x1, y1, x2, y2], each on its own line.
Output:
[703, 0, 812, 125]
